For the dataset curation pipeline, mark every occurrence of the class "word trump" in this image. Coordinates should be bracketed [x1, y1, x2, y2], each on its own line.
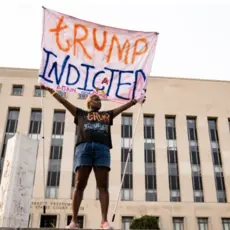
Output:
[49, 16, 148, 65]
[39, 7, 159, 103]
[87, 112, 111, 123]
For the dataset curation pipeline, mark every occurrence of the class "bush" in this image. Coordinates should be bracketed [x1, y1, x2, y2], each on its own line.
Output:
[130, 215, 160, 229]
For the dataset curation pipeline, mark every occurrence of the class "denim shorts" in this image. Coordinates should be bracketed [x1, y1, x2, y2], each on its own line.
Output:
[74, 142, 111, 171]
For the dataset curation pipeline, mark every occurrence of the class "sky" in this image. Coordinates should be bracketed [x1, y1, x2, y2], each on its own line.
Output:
[1, 0, 230, 81]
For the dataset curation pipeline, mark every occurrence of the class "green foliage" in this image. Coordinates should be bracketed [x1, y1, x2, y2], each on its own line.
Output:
[130, 215, 160, 229]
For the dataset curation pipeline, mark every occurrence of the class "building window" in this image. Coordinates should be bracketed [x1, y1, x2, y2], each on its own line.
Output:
[46, 111, 65, 199]
[34, 86, 43, 97]
[122, 216, 133, 230]
[0, 108, 20, 183]
[121, 115, 132, 138]
[57, 90, 67, 97]
[121, 149, 133, 200]
[197, 217, 208, 230]
[78, 93, 88, 99]
[121, 115, 133, 201]
[12, 85, 23, 96]
[67, 215, 84, 228]
[166, 117, 177, 140]
[52, 111, 65, 136]
[173, 217, 184, 230]
[166, 116, 180, 202]
[29, 109, 42, 140]
[40, 215, 57, 228]
[222, 218, 230, 230]
[187, 117, 204, 202]
[208, 118, 226, 202]
[144, 115, 157, 201]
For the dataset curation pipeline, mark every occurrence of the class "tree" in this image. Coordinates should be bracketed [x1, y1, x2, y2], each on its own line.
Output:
[130, 215, 160, 229]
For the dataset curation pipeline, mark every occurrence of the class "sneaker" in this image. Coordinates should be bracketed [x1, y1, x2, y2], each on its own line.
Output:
[66, 222, 79, 229]
[100, 221, 113, 229]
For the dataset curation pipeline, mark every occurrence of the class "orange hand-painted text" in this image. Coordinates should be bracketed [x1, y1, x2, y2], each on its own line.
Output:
[87, 112, 110, 123]
[49, 16, 148, 65]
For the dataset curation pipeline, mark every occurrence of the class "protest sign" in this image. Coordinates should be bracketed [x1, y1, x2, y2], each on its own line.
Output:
[39, 7, 158, 103]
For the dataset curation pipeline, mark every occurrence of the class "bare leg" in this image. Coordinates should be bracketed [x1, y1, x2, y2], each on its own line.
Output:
[70, 166, 92, 227]
[94, 166, 109, 224]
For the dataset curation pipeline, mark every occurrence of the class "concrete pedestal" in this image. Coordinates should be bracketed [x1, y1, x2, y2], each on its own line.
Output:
[0, 133, 38, 228]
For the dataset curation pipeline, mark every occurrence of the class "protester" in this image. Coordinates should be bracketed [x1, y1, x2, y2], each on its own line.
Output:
[41, 85, 145, 229]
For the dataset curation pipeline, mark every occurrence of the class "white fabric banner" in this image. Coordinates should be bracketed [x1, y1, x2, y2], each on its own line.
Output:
[39, 7, 158, 103]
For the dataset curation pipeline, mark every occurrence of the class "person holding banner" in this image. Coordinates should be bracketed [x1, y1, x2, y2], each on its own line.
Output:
[40, 85, 145, 229]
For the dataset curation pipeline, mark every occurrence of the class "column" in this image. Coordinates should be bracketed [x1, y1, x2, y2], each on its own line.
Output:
[17, 106, 31, 135]
[155, 113, 169, 202]
[185, 210, 197, 230]
[176, 115, 193, 202]
[196, 116, 216, 202]
[217, 116, 230, 202]
[132, 111, 145, 201]
[33, 106, 54, 198]
[109, 113, 122, 201]
[160, 214, 173, 230]
[59, 112, 75, 198]
[210, 215, 222, 230]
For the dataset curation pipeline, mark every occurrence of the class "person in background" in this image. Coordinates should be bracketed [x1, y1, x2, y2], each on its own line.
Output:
[41, 85, 145, 229]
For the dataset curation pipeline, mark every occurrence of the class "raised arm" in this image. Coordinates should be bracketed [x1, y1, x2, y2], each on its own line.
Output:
[41, 86, 77, 117]
[112, 99, 137, 118]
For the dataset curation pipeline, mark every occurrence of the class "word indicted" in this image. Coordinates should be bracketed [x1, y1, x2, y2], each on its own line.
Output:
[39, 48, 146, 100]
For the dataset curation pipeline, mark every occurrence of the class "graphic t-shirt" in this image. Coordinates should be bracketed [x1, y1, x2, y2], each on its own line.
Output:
[74, 108, 114, 149]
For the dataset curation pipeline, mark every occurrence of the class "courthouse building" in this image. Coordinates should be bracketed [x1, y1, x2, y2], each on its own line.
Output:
[1, 67, 230, 230]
